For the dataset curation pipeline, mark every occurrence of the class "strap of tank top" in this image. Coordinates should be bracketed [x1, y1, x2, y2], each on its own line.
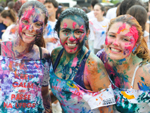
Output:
[39, 47, 42, 59]
[53, 49, 64, 71]
[131, 65, 140, 88]
[0, 43, 1, 55]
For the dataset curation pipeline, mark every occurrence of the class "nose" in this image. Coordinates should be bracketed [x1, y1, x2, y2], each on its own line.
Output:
[113, 38, 119, 46]
[69, 36, 76, 42]
[28, 24, 34, 32]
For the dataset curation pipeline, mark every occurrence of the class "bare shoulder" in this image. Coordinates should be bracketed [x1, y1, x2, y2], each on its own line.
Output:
[51, 46, 63, 64]
[86, 51, 105, 69]
[85, 52, 110, 91]
[137, 63, 150, 83]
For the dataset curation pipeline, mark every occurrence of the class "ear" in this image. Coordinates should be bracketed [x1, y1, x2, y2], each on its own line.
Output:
[102, 11, 105, 15]
[86, 30, 90, 37]
[55, 7, 58, 12]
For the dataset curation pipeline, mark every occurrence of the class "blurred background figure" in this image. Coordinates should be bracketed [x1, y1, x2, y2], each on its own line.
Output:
[4, 0, 14, 10]
[7, 1, 15, 10]
[89, 3, 109, 54]
[82, 7, 90, 13]
[87, 0, 98, 20]
[106, 2, 120, 20]
[56, 5, 64, 19]
[1, 9, 17, 41]
[0, 6, 7, 41]
[44, 0, 60, 54]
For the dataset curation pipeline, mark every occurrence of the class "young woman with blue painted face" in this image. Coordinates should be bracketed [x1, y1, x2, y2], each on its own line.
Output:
[97, 15, 150, 112]
[50, 7, 115, 113]
[0, 1, 52, 113]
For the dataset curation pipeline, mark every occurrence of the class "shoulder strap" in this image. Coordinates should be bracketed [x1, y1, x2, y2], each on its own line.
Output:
[53, 49, 64, 71]
[131, 65, 140, 88]
[0, 43, 1, 55]
[39, 47, 42, 59]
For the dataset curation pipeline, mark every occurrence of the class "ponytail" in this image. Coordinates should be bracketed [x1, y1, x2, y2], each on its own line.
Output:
[1, 9, 17, 23]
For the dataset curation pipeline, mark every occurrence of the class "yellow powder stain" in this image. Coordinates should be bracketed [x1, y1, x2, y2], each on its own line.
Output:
[102, 25, 107, 28]
[96, 98, 98, 101]
[121, 91, 135, 99]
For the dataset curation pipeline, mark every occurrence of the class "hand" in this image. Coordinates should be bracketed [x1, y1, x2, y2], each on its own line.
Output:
[49, 37, 58, 44]
[2, 30, 5, 32]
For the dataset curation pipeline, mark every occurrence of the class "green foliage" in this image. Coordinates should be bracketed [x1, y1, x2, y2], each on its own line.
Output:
[110, 0, 121, 5]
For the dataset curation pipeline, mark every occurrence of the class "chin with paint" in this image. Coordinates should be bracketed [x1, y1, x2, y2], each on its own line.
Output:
[0, 1, 52, 113]
[50, 7, 115, 113]
[97, 14, 150, 112]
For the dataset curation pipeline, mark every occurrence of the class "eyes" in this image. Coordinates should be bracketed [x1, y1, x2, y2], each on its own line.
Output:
[108, 34, 130, 42]
[62, 29, 84, 36]
[21, 18, 43, 28]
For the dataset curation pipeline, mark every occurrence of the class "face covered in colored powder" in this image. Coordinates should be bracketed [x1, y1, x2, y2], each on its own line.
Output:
[18, 5, 45, 44]
[105, 22, 139, 60]
[59, 15, 87, 54]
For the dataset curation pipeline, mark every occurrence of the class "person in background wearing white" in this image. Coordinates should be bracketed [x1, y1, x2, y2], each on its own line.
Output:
[44, 0, 60, 54]
[87, 0, 98, 20]
[87, 0, 98, 53]
[89, 3, 110, 54]
[106, 2, 120, 20]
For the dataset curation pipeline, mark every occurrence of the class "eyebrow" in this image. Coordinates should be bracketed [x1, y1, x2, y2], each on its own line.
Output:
[108, 32, 130, 38]
[60, 27, 84, 31]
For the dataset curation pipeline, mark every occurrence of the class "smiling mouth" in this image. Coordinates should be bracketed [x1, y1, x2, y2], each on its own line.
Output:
[110, 47, 121, 53]
[66, 43, 77, 48]
[24, 33, 36, 37]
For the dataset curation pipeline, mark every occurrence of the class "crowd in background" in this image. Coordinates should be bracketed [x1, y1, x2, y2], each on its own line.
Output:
[0, 0, 150, 113]
[0, 0, 149, 53]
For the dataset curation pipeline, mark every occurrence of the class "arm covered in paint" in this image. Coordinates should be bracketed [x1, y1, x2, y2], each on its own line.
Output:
[84, 52, 115, 112]
[41, 48, 52, 113]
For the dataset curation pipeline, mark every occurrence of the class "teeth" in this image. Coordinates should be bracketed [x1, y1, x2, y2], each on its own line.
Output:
[26, 34, 33, 37]
[111, 48, 120, 52]
[67, 43, 76, 47]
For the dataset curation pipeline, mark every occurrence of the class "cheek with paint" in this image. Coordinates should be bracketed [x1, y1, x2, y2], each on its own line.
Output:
[122, 39, 135, 56]
[105, 36, 113, 46]
[35, 27, 44, 39]
[123, 34, 136, 56]
[60, 39, 67, 47]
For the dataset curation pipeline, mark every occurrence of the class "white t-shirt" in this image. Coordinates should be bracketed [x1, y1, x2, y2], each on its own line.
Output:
[87, 11, 96, 21]
[2, 24, 17, 41]
[44, 20, 60, 53]
[106, 7, 117, 20]
[89, 18, 110, 49]
[144, 30, 150, 49]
